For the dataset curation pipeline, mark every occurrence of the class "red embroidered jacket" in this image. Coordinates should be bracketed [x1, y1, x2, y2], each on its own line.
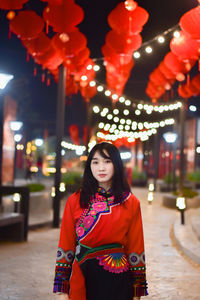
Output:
[53, 191, 148, 299]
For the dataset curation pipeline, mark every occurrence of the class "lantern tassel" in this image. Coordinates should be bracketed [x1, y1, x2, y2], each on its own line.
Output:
[47, 77, 50, 86]
[42, 73, 45, 83]
[46, 21, 49, 34]
[33, 67, 37, 76]
[8, 28, 11, 39]
[199, 59, 200, 71]
[26, 52, 30, 62]
[187, 74, 190, 86]
[171, 87, 174, 98]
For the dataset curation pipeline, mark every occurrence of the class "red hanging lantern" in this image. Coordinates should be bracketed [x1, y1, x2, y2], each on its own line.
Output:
[158, 61, 175, 80]
[149, 68, 168, 86]
[40, 0, 64, 5]
[10, 11, 44, 40]
[178, 84, 192, 98]
[80, 84, 97, 99]
[170, 31, 200, 62]
[187, 81, 200, 96]
[43, 2, 84, 33]
[34, 46, 63, 70]
[164, 52, 188, 76]
[67, 48, 90, 67]
[108, 2, 149, 36]
[180, 6, 200, 40]
[65, 76, 79, 96]
[83, 125, 92, 146]
[69, 124, 80, 145]
[102, 44, 133, 67]
[0, 0, 28, 10]
[74, 60, 95, 86]
[146, 82, 165, 100]
[106, 30, 142, 54]
[22, 32, 51, 57]
[52, 30, 87, 59]
[191, 73, 200, 93]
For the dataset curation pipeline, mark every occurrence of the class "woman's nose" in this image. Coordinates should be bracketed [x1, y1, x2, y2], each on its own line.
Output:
[99, 163, 105, 170]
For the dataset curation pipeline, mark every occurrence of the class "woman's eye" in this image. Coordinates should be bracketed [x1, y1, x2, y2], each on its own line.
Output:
[105, 160, 111, 163]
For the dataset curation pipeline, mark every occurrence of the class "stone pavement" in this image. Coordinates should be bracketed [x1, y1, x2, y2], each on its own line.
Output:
[0, 187, 200, 300]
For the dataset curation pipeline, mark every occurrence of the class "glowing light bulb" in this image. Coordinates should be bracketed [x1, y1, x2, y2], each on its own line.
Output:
[189, 105, 197, 112]
[107, 114, 113, 120]
[124, 0, 137, 11]
[157, 36, 165, 43]
[113, 109, 119, 115]
[93, 106, 100, 113]
[125, 99, 131, 106]
[86, 64, 93, 70]
[135, 110, 141, 115]
[81, 75, 87, 81]
[99, 123, 104, 129]
[133, 51, 140, 59]
[97, 85, 104, 92]
[173, 31, 180, 38]
[145, 46, 152, 54]
[93, 65, 100, 71]
[112, 94, 118, 101]
[89, 81, 96, 87]
[59, 33, 69, 42]
[105, 90, 111, 96]
[123, 109, 129, 115]
[119, 96, 125, 103]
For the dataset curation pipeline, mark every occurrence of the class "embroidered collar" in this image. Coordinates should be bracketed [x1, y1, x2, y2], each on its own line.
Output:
[97, 186, 113, 198]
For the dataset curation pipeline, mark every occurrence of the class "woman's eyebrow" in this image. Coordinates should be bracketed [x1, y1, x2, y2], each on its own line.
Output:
[91, 157, 98, 160]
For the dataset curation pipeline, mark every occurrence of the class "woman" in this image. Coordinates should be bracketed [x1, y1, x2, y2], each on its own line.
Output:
[53, 142, 148, 300]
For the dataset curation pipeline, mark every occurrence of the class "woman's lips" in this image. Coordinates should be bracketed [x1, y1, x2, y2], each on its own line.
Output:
[98, 174, 107, 178]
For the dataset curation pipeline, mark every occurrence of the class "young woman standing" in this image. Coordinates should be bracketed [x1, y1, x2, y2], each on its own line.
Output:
[53, 142, 148, 300]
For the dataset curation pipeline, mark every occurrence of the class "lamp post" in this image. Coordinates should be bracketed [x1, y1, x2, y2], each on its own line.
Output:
[179, 101, 186, 193]
[53, 64, 66, 228]
[163, 132, 178, 191]
[10, 121, 23, 182]
[176, 196, 186, 225]
[0, 72, 14, 210]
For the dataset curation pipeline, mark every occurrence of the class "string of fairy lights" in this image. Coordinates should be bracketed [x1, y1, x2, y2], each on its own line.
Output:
[96, 117, 175, 142]
[78, 24, 182, 106]
[62, 24, 183, 150]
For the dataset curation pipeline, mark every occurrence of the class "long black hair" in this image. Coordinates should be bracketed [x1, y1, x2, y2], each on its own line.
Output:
[79, 142, 131, 208]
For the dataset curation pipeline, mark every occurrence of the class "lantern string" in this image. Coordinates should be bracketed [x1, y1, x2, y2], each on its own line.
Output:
[91, 23, 180, 62]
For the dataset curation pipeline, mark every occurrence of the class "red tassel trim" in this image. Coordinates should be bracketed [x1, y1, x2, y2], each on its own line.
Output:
[8, 28, 11, 39]
[46, 21, 49, 34]
[47, 78, 50, 86]
[42, 73, 45, 83]
[187, 74, 190, 86]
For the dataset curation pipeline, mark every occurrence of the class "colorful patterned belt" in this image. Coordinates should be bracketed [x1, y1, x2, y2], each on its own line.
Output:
[75, 242, 125, 265]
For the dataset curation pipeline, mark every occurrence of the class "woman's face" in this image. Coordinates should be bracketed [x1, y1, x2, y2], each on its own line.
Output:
[90, 150, 114, 190]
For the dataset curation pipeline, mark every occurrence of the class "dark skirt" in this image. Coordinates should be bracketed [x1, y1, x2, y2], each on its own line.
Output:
[80, 258, 134, 300]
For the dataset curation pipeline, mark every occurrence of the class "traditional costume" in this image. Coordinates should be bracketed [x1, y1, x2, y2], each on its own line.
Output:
[53, 187, 148, 299]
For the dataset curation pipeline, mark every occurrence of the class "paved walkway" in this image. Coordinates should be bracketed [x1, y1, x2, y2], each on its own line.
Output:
[0, 187, 200, 299]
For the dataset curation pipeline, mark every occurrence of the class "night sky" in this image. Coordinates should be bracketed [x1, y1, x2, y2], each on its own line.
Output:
[0, 0, 199, 139]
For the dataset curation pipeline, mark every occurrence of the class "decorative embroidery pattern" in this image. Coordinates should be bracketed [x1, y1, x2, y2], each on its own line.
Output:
[53, 265, 71, 293]
[56, 248, 74, 264]
[129, 251, 145, 267]
[97, 252, 129, 273]
[75, 191, 130, 241]
[131, 268, 148, 297]
[54, 248, 75, 293]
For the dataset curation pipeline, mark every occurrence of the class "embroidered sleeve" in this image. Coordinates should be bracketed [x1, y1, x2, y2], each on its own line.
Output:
[53, 195, 77, 294]
[126, 196, 148, 297]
